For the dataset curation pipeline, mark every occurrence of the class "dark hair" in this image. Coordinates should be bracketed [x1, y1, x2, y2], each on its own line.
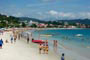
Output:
[62, 53, 64, 56]
[46, 44, 48, 46]
[32, 38, 34, 40]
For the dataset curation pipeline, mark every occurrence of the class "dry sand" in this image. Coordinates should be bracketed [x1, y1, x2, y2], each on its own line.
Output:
[0, 31, 61, 60]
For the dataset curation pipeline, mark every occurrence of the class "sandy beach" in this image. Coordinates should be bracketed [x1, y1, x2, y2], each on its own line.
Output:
[0, 31, 63, 60]
[0, 28, 90, 60]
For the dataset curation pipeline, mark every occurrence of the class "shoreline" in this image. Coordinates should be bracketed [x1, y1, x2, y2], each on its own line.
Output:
[1, 28, 90, 60]
[4, 28, 90, 32]
[24, 28, 90, 60]
[0, 31, 60, 60]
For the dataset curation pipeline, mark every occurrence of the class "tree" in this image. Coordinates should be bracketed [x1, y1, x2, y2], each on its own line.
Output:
[22, 22, 26, 27]
[31, 24, 37, 28]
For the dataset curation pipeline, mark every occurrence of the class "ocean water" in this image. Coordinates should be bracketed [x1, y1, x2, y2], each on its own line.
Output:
[29, 29, 90, 60]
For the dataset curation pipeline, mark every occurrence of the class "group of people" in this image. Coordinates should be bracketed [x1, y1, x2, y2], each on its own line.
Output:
[10, 34, 17, 44]
[38, 40, 58, 54]
[39, 40, 65, 60]
[39, 40, 49, 54]
[17, 32, 65, 60]
[0, 34, 18, 49]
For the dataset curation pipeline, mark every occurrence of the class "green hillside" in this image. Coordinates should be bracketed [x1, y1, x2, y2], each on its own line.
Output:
[0, 14, 20, 28]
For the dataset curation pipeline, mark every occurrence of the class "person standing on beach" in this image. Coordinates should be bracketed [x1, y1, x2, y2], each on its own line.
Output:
[55, 40, 58, 51]
[14, 34, 17, 43]
[46, 40, 48, 45]
[53, 40, 55, 48]
[61, 53, 65, 60]
[18, 33, 21, 40]
[14, 36, 17, 43]
[45, 40, 49, 54]
[45, 44, 49, 54]
[10, 36, 13, 44]
[53, 40, 58, 52]
[42, 40, 49, 54]
[0, 39, 3, 49]
[42, 43, 46, 54]
[26, 33, 29, 44]
[39, 44, 42, 54]
[27, 37, 29, 44]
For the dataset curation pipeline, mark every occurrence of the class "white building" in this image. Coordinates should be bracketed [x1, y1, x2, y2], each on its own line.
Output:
[28, 20, 38, 26]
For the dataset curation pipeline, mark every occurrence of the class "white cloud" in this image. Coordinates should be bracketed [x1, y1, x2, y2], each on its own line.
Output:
[48, 10, 76, 19]
[35, 10, 90, 20]
[49, 10, 58, 15]
[12, 10, 90, 20]
[47, 10, 90, 20]
[12, 12, 23, 17]
[80, 12, 90, 19]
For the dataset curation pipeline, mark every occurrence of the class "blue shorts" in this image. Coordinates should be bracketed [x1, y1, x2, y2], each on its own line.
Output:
[0, 44, 2, 46]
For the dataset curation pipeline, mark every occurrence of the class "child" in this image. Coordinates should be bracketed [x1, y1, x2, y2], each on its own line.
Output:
[5, 40, 9, 43]
[61, 53, 65, 60]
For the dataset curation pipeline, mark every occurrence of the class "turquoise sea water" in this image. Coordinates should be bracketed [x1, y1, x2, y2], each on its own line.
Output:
[30, 29, 90, 60]
[32, 29, 90, 46]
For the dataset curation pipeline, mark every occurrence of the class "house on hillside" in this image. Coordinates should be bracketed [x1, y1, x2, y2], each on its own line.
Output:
[28, 20, 38, 26]
[38, 23, 47, 28]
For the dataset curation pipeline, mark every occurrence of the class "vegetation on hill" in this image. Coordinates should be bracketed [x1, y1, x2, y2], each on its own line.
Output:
[0, 14, 21, 28]
[0, 13, 90, 28]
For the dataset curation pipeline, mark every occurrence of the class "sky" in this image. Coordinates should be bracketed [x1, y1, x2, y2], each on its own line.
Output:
[0, 0, 90, 20]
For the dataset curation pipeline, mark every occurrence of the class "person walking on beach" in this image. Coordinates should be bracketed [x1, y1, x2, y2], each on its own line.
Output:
[55, 40, 58, 51]
[53, 40, 58, 52]
[61, 53, 65, 60]
[14, 34, 17, 43]
[18, 33, 21, 40]
[14, 36, 17, 43]
[10, 36, 13, 44]
[53, 40, 55, 48]
[39, 44, 42, 54]
[42, 43, 46, 54]
[0, 39, 3, 49]
[27, 37, 29, 44]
